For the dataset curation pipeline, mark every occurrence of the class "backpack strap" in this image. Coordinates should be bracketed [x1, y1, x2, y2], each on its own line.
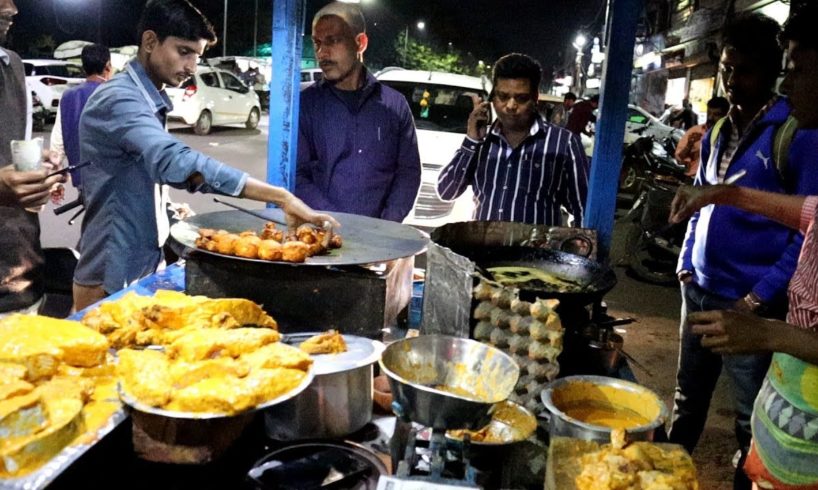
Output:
[773, 115, 797, 182]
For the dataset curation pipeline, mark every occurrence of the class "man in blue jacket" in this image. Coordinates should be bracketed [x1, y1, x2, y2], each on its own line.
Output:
[296, 1, 421, 222]
[669, 13, 818, 488]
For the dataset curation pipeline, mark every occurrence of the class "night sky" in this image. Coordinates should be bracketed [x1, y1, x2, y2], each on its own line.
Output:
[11, 0, 606, 73]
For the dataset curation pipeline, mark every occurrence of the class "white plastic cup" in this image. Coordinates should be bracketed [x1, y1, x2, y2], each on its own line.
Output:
[11, 138, 44, 171]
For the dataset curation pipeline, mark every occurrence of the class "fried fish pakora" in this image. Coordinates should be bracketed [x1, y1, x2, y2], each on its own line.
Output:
[117, 349, 173, 408]
[169, 358, 251, 389]
[241, 342, 313, 371]
[167, 327, 281, 362]
[299, 330, 348, 355]
[575, 430, 698, 490]
[83, 291, 278, 349]
[120, 333, 311, 414]
[0, 315, 109, 377]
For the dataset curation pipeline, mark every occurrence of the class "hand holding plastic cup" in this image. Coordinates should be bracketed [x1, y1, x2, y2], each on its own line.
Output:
[11, 138, 44, 171]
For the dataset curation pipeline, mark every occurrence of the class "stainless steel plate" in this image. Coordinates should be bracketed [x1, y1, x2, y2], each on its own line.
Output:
[117, 366, 315, 420]
[170, 210, 428, 266]
[282, 333, 384, 375]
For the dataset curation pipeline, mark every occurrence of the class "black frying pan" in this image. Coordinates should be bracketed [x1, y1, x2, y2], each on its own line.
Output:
[454, 245, 617, 307]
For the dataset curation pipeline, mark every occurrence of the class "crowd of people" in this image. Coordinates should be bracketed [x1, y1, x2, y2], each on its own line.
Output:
[2, 0, 818, 487]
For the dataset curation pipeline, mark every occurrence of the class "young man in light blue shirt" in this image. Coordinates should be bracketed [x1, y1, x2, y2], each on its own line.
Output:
[73, 0, 337, 310]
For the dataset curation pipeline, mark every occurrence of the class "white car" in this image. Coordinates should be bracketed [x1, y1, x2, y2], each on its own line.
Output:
[300, 68, 323, 91]
[167, 66, 261, 135]
[23, 59, 84, 116]
[376, 68, 492, 229]
[624, 104, 684, 145]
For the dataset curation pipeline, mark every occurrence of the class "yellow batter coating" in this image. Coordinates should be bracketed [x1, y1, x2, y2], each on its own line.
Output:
[0, 392, 48, 439]
[0, 398, 84, 476]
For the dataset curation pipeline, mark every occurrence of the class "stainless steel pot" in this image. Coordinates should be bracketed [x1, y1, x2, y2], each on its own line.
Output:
[264, 334, 384, 440]
[540, 375, 668, 443]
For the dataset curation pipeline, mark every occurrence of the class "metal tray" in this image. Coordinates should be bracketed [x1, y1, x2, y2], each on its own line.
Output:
[281, 333, 384, 376]
[170, 210, 428, 267]
[0, 401, 128, 490]
[117, 365, 316, 420]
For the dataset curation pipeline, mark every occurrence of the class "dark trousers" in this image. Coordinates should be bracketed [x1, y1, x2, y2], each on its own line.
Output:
[668, 282, 771, 488]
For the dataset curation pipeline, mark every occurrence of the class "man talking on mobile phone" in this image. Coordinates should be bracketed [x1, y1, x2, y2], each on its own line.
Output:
[436, 53, 588, 226]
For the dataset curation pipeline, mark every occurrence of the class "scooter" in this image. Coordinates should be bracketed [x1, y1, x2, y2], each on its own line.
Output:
[619, 137, 692, 285]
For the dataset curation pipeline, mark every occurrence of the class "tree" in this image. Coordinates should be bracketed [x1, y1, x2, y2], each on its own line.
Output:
[394, 31, 484, 76]
[30, 35, 58, 59]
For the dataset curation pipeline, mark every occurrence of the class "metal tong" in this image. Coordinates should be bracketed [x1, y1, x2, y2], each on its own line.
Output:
[212, 197, 333, 249]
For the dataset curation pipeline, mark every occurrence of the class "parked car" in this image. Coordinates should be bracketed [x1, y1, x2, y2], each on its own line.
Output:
[166, 66, 261, 135]
[625, 104, 684, 145]
[376, 68, 492, 229]
[300, 68, 323, 91]
[23, 59, 84, 116]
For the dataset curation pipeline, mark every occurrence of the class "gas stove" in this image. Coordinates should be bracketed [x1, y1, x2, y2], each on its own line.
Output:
[377, 425, 480, 489]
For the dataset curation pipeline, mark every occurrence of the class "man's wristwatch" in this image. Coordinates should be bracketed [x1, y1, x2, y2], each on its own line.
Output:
[677, 270, 693, 282]
[743, 292, 764, 312]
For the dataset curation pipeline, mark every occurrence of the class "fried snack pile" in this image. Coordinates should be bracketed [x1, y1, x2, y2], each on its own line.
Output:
[194, 222, 343, 263]
[82, 290, 278, 349]
[299, 330, 348, 355]
[117, 328, 313, 414]
[575, 429, 698, 490]
[0, 315, 119, 476]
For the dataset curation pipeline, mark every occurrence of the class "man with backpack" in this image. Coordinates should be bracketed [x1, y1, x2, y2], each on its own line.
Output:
[669, 12, 818, 489]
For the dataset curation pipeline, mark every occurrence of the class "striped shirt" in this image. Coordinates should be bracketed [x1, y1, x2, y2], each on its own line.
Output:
[436, 116, 589, 225]
[718, 98, 778, 182]
[788, 195, 818, 330]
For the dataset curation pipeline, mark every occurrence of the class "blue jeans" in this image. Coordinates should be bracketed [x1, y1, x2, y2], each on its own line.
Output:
[668, 282, 771, 456]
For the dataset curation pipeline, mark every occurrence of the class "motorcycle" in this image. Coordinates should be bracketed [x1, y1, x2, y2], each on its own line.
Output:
[619, 135, 692, 285]
[619, 128, 681, 195]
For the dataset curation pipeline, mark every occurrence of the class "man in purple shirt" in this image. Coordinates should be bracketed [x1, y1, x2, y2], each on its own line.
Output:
[296, 2, 421, 222]
[51, 43, 111, 190]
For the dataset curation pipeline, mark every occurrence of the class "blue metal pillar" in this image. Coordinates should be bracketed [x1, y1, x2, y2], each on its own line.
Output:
[582, 0, 642, 261]
[267, 0, 306, 191]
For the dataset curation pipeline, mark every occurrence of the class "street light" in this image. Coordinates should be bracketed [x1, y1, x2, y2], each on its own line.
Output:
[572, 33, 588, 95]
[403, 21, 425, 67]
[223, 0, 228, 57]
[253, 0, 258, 57]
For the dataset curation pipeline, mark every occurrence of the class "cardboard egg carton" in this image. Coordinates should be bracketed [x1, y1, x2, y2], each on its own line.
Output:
[472, 281, 563, 413]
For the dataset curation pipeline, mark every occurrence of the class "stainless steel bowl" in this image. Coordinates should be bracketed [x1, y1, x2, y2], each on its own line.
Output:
[445, 400, 537, 447]
[540, 375, 668, 442]
[379, 335, 520, 430]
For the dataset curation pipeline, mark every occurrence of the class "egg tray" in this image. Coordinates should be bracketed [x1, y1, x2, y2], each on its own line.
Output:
[471, 281, 564, 414]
